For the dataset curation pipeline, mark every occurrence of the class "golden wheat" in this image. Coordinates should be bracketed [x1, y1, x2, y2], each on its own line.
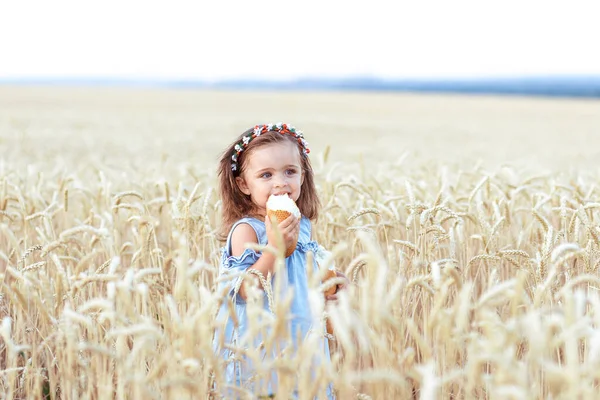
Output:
[3, 87, 600, 399]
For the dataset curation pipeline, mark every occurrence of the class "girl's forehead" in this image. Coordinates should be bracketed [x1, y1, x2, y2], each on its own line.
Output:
[245, 141, 302, 169]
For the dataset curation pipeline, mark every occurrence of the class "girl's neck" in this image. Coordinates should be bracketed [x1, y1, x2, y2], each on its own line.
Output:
[246, 208, 266, 220]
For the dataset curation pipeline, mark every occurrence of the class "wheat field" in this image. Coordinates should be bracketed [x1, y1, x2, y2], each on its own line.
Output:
[2, 86, 600, 399]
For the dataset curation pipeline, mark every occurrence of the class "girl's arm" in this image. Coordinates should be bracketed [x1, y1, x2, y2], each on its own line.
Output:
[230, 223, 275, 300]
[230, 215, 299, 300]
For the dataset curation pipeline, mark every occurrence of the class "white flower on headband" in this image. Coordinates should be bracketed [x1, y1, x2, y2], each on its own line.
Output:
[302, 141, 310, 154]
[234, 144, 242, 152]
[242, 136, 251, 145]
[253, 127, 262, 136]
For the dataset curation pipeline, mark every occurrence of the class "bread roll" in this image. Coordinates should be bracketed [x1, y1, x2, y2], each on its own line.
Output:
[323, 268, 338, 296]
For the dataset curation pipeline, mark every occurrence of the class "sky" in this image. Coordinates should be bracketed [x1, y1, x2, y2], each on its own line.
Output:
[1, 0, 600, 81]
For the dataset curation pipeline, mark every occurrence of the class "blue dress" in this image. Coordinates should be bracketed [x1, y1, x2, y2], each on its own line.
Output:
[213, 215, 334, 399]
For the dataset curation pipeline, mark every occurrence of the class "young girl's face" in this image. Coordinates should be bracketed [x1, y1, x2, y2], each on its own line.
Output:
[235, 140, 305, 217]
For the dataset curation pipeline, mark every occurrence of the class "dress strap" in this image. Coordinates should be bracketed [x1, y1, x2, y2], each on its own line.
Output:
[225, 217, 267, 254]
[299, 215, 312, 243]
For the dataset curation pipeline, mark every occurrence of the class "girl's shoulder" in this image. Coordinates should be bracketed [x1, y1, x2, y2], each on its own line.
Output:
[224, 215, 315, 255]
[225, 216, 267, 254]
[231, 216, 311, 236]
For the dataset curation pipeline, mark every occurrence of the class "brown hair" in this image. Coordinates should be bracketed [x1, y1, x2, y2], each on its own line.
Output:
[216, 127, 321, 241]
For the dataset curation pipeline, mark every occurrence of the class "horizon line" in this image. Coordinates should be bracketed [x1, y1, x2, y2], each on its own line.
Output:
[2, 73, 600, 83]
[1, 74, 600, 99]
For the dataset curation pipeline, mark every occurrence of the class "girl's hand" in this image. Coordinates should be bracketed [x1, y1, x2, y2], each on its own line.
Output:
[265, 213, 300, 256]
[325, 270, 350, 303]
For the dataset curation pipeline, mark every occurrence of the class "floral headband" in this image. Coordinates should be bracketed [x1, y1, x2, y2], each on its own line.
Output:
[231, 123, 310, 172]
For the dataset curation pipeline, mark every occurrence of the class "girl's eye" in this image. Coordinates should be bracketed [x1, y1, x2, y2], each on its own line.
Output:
[286, 169, 297, 176]
[260, 172, 272, 178]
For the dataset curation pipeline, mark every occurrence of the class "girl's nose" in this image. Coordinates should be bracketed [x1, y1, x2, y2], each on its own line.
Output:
[273, 174, 287, 187]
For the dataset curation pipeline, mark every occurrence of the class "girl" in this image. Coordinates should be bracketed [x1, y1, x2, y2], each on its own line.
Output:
[212, 123, 346, 399]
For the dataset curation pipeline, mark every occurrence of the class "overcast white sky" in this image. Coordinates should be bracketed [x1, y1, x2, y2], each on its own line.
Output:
[1, 0, 600, 81]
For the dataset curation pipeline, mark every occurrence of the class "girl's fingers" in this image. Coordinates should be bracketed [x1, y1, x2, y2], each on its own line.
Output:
[285, 226, 299, 242]
[278, 214, 296, 228]
[286, 219, 298, 236]
[335, 271, 350, 290]
[280, 215, 299, 233]
[268, 215, 299, 251]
